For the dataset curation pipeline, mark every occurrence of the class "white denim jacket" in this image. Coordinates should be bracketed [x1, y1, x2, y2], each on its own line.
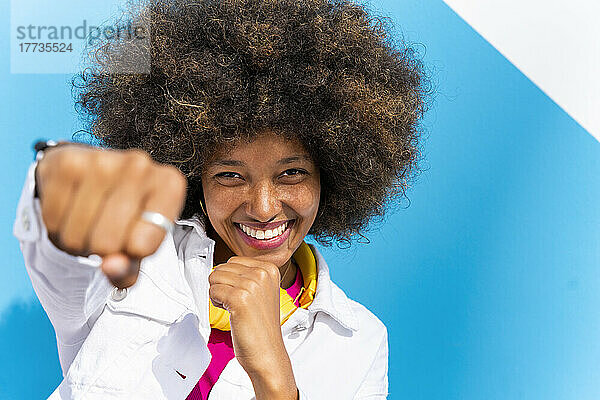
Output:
[13, 162, 389, 400]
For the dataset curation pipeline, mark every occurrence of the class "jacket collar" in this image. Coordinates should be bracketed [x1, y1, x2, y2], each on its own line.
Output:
[174, 214, 211, 246]
[174, 214, 359, 332]
[305, 243, 359, 331]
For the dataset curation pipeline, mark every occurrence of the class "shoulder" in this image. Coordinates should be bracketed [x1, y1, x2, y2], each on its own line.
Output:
[349, 298, 387, 337]
[313, 279, 388, 380]
[329, 279, 388, 340]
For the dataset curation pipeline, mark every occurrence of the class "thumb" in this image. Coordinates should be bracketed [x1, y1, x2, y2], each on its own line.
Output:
[101, 253, 141, 289]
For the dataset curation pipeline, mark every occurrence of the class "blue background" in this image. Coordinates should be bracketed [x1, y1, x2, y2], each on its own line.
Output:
[1, 0, 599, 398]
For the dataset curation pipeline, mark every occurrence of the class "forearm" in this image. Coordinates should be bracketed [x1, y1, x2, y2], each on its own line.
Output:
[248, 368, 298, 400]
[246, 342, 298, 400]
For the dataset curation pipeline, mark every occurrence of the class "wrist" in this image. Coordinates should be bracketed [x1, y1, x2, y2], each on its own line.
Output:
[249, 376, 298, 400]
[33, 139, 73, 199]
[247, 360, 298, 400]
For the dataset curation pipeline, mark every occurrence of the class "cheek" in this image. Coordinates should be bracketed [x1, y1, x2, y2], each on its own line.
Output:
[202, 184, 237, 223]
[289, 183, 320, 218]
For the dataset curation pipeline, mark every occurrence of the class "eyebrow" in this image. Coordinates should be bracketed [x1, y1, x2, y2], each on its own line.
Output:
[276, 155, 312, 165]
[209, 159, 245, 167]
[208, 155, 312, 167]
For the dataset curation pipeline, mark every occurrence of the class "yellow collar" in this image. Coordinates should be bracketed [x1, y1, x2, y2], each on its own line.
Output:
[209, 241, 318, 331]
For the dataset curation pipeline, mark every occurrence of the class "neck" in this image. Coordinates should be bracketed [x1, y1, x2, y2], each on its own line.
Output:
[207, 222, 298, 289]
[279, 258, 297, 289]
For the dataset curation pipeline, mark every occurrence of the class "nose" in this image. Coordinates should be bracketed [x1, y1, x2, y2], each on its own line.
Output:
[246, 180, 281, 222]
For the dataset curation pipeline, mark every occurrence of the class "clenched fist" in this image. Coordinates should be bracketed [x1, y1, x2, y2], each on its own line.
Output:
[35, 143, 187, 288]
[209, 257, 299, 399]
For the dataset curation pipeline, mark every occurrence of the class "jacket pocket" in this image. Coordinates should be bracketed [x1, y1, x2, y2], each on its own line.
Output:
[86, 312, 210, 399]
[63, 304, 170, 398]
[61, 269, 210, 399]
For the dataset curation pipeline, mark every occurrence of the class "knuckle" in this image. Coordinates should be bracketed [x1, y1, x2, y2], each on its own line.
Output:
[39, 145, 68, 173]
[254, 267, 269, 282]
[57, 151, 87, 180]
[36, 156, 52, 182]
[208, 270, 218, 285]
[244, 278, 259, 293]
[161, 165, 188, 196]
[125, 149, 152, 174]
[266, 264, 280, 280]
[126, 148, 151, 162]
[209, 285, 221, 300]
[93, 152, 124, 184]
[209, 285, 217, 296]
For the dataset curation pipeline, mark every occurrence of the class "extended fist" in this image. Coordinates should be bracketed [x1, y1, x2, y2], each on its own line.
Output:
[35, 143, 187, 287]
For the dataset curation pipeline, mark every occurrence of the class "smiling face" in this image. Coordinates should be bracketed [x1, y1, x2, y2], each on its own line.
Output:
[201, 131, 321, 270]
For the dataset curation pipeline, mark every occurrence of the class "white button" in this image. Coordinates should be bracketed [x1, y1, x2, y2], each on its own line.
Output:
[21, 208, 31, 232]
[111, 287, 128, 301]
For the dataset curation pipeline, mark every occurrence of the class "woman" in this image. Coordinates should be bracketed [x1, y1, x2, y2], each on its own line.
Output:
[13, 0, 428, 398]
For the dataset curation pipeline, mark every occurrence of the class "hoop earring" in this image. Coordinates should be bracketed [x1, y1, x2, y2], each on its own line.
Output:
[199, 198, 208, 217]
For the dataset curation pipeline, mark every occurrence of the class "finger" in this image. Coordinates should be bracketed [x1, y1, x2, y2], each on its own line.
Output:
[208, 283, 240, 312]
[226, 256, 266, 268]
[101, 253, 141, 289]
[40, 170, 78, 248]
[212, 261, 253, 272]
[209, 269, 259, 292]
[125, 165, 187, 259]
[212, 262, 256, 280]
[38, 150, 87, 245]
[35, 143, 85, 203]
[213, 261, 280, 290]
[58, 153, 124, 255]
[87, 152, 152, 256]
[226, 256, 280, 280]
[217, 259, 280, 286]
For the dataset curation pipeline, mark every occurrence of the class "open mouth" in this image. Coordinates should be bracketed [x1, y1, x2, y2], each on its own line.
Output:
[234, 220, 295, 250]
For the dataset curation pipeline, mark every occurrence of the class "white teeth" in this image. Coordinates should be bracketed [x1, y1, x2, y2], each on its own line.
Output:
[238, 221, 290, 240]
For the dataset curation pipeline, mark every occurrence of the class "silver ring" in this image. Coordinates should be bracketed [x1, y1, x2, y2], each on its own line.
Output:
[141, 211, 174, 234]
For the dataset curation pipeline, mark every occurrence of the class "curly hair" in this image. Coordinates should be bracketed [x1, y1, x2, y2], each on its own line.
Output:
[72, 0, 430, 247]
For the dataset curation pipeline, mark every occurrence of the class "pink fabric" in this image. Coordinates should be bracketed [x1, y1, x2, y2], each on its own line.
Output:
[187, 266, 305, 400]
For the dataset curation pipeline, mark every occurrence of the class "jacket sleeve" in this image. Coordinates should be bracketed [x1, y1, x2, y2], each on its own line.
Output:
[13, 161, 113, 375]
[352, 326, 389, 399]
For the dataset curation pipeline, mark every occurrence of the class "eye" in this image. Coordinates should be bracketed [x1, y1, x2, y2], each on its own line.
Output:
[279, 168, 308, 182]
[215, 172, 242, 179]
[214, 171, 245, 185]
[282, 169, 306, 176]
